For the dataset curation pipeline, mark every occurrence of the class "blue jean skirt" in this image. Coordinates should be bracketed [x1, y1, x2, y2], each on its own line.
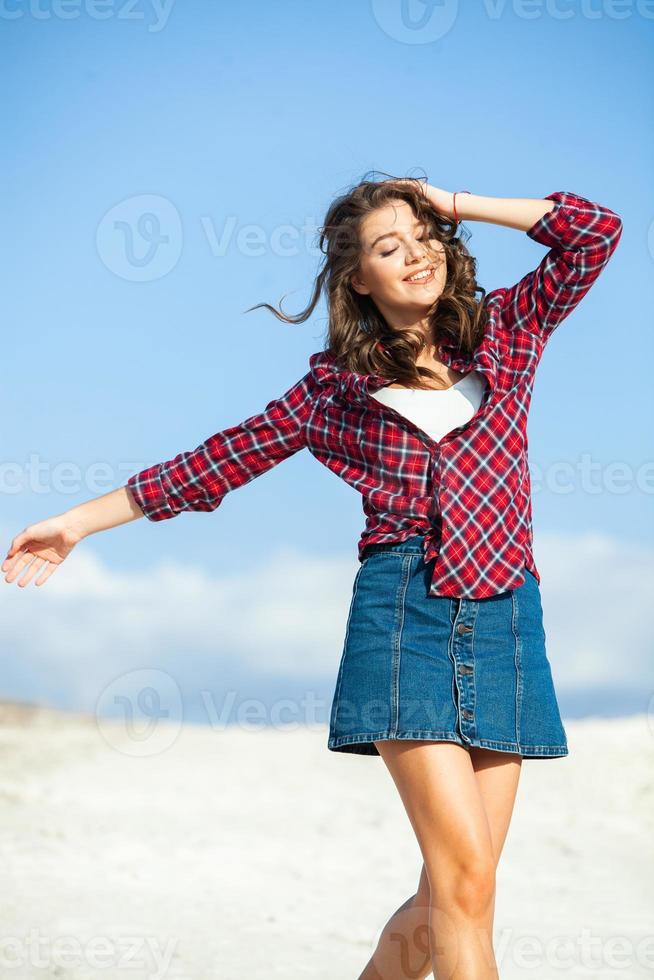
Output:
[328, 536, 568, 759]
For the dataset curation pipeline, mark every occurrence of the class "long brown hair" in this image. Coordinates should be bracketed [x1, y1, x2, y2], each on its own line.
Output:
[245, 171, 489, 389]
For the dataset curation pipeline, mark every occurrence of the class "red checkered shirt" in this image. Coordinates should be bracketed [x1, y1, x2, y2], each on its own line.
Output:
[127, 190, 623, 598]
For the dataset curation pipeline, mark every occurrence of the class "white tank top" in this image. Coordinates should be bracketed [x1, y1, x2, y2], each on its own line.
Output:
[371, 371, 486, 443]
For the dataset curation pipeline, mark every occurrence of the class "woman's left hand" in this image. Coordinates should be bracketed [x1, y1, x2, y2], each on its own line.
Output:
[386, 178, 454, 219]
[422, 184, 455, 218]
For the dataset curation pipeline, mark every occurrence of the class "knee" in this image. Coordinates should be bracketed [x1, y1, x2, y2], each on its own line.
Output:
[436, 856, 496, 919]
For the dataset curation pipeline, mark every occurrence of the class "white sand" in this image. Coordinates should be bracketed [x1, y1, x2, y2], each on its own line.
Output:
[0, 701, 652, 979]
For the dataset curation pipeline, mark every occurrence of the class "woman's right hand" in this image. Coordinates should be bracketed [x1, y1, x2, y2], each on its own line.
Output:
[2, 516, 85, 588]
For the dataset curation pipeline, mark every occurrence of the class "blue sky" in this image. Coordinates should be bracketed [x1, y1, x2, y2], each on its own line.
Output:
[1, 0, 652, 724]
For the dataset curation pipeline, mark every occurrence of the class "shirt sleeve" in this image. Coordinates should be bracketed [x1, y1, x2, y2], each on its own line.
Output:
[486, 190, 623, 346]
[126, 370, 315, 521]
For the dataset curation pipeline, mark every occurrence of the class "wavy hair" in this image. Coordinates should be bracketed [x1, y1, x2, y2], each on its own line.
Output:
[245, 170, 489, 389]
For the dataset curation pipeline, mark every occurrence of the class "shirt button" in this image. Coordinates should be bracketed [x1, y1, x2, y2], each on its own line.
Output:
[462, 709, 474, 720]
[456, 623, 473, 634]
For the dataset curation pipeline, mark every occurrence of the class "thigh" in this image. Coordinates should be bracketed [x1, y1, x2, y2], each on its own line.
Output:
[468, 747, 522, 864]
[373, 739, 496, 880]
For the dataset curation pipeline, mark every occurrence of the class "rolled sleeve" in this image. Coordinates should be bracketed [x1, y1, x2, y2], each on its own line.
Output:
[126, 370, 315, 522]
[487, 190, 623, 345]
[127, 465, 183, 522]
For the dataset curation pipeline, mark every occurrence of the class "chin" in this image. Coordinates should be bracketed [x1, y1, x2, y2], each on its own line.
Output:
[401, 288, 443, 308]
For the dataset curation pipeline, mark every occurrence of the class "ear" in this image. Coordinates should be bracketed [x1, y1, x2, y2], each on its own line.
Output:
[350, 275, 370, 297]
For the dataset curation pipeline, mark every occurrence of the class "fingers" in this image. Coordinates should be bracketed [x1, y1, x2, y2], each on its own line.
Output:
[34, 563, 58, 587]
[17, 556, 48, 589]
[2, 552, 24, 572]
[4, 531, 28, 564]
[3, 550, 39, 587]
[2, 548, 29, 577]
[2, 548, 56, 588]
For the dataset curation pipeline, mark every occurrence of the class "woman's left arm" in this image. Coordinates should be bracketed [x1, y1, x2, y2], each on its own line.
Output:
[425, 188, 556, 231]
[426, 186, 624, 345]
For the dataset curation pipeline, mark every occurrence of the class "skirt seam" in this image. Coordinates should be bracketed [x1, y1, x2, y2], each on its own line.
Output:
[330, 564, 364, 736]
[327, 731, 569, 756]
[511, 585, 523, 746]
[390, 555, 413, 737]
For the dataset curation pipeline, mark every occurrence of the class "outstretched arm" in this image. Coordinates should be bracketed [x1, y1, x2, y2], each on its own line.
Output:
[125, 370, 315, 521]
[2, 370, 315, 588]
[1, 486, 145, 588]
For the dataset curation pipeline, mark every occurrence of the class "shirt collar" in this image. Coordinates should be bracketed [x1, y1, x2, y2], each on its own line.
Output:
[310, 333, 498, 404]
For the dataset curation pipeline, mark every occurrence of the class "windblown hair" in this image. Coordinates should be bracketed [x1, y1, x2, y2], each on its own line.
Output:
[245, 170, 489, 389]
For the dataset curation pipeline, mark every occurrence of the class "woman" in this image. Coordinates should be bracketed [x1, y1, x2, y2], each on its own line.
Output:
[2, 176, 623, 979]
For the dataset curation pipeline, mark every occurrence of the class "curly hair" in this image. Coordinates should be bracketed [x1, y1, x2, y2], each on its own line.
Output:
[245, 170, 489, 390]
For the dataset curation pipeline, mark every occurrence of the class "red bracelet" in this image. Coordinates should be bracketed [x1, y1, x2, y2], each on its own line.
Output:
[453, 190, 471, 224]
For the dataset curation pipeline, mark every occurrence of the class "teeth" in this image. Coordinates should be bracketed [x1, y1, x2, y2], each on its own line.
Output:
[406, 268, 433, 282]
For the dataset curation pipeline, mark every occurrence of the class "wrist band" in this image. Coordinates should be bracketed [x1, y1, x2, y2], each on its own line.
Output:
[453, 190, 471, 224]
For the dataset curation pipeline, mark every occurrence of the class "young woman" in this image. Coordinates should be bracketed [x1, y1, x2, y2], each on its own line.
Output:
[2, 176, 622, 979]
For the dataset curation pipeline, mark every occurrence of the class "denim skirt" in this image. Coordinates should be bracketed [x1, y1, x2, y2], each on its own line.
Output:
[328, 536, 568, 758]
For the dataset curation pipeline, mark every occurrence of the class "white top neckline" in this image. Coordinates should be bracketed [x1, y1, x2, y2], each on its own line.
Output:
[371, 370, 486, 443]
[383, 373, 473, 394]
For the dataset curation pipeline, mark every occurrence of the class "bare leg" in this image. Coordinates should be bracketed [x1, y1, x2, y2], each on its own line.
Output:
[357, 864, 432, 980]
[357, 742, 522, 980]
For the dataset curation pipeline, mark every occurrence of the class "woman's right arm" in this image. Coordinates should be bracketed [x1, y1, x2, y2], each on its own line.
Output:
[71, 485, 146, 536]
[2, 367, 316, 589]
[2, 485, 145, 588]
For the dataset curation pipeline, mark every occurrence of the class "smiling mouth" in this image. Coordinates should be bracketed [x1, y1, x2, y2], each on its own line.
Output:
[404, 267, 435, 285]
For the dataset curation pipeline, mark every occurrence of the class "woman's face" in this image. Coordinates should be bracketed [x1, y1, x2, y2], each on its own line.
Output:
[350, 199, 446, 319]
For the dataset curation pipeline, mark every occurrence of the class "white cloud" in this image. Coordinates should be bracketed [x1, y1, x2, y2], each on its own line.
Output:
[533, 531, 654, 686]
[0, 528, 651, 710]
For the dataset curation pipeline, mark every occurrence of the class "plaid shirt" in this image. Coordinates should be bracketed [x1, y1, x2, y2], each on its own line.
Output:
[127, 190, 623, 598]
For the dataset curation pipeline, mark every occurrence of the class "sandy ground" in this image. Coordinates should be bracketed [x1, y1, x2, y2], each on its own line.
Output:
[0, 701, 652, 980]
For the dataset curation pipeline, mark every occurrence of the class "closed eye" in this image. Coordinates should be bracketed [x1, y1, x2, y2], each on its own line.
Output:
[381, 233, 430, 258]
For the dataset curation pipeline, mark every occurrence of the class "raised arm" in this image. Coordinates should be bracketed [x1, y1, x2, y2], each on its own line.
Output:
[2, 370, 315, 588]
[426, 187, 558, 232]
[428, 187, 623, 344]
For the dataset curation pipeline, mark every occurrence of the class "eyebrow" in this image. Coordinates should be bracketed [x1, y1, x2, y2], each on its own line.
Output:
[369, 219, 424, 250]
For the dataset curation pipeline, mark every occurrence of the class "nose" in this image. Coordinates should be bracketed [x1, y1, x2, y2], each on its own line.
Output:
[406, 241, 427, 263]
